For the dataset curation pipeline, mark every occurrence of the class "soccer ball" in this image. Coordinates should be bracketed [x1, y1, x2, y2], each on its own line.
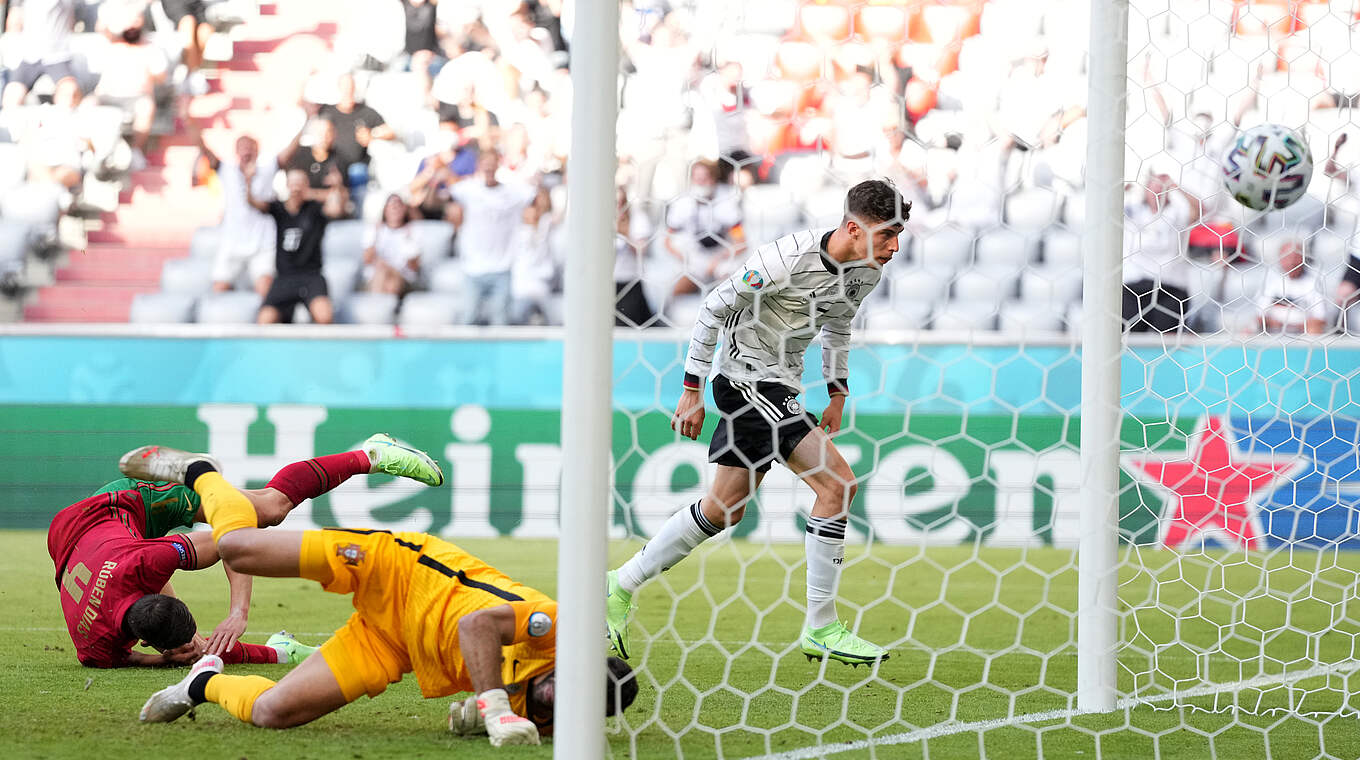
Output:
[1221, 123, 1313, 211]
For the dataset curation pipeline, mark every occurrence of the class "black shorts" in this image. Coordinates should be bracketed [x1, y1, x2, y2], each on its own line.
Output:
[708, 374, 819, 472]
[263, 273, 328, 321]
[161, 0, 206, 25]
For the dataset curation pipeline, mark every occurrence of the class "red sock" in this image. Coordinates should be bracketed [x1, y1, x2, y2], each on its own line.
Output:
[220, 641, 282, 665]
[265, 451, 370, 506]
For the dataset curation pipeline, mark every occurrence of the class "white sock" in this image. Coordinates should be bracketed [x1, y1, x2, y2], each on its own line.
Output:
[271, 645, 288, 664]
[805, 516, 847, 629]
[617, 502, 721, 593]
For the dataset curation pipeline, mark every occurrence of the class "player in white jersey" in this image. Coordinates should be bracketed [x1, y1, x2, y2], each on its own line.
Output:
[607, 179, 909, 666]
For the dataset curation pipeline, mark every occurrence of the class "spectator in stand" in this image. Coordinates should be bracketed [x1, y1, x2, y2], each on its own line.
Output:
[280, 117, 344, 192]
[1258, 240, 1330, 335]
[94, 5, 167, 172]
[696, 61, 756, 188]
[1, 0, 77, 108]
[615, 186, 656, 328]
[245, 167, 347, 324]
[664, 159, 745, 298]
[398, 0, 447, 100]
[1123, 171, 1202, 334]
[362, 193, 422, 296]
[509, 190, 557, 325]
[409, 131, 463, 220]
[824, 69, 886, 183]
[21, 77, 95, 197]
[160, 0, 213, 96]
[195, 127, 283, 296]
[433, 75, 500, 149]
[319, 73, 396, 216]
[448, 149, 543, 326]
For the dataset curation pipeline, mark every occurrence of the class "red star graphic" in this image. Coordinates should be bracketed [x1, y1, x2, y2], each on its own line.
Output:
[1125, 416, 1302, 550]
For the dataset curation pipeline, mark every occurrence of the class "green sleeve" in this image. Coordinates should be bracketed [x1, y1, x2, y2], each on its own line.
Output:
[92, 478, 202, 538]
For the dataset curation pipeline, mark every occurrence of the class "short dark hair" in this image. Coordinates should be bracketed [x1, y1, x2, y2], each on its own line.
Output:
[844, 178, 910, 229]
[123, 594, 196, 651]
[605, 656, 638, 717]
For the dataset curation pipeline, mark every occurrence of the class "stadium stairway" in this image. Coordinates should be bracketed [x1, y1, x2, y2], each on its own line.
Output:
[23, 1, 341, 322]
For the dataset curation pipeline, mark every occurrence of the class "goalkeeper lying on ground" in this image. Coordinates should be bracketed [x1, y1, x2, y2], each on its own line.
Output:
[128, 445, 637, 747]
[47, 434, 442, 668]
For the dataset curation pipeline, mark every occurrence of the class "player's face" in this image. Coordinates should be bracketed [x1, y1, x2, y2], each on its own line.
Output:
[853, 221, 902, 267]
[525, 672, 555, 735]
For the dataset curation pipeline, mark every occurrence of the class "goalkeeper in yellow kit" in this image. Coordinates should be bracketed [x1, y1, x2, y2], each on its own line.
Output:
[128, 445, 636, 747]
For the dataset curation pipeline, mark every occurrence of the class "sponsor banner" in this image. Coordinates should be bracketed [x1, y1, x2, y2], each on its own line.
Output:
[4, 404, 1356, 549]
[3, 336, 1358, 418]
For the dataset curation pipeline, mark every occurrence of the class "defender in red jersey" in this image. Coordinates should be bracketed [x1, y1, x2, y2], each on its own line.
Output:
[47, 434, 445, 668]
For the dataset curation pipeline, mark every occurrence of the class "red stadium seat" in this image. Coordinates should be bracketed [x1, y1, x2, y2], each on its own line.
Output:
[856, 5, 910, 44]
[776, 40, 824, 82]
[1233, 0, 1298, 37]
[904, 77, 937, 121]
[800, 4, 852, 45]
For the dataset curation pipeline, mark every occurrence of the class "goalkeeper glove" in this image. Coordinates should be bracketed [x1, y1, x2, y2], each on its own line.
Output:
[448, 697, 486, 736]
[476, 688, 540, 747]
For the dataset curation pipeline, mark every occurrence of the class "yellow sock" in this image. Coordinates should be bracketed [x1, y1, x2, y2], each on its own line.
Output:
[204, 674, 275, 724]
[195, 471, 258, 542]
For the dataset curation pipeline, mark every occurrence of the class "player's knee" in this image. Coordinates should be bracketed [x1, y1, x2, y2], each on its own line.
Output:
[819, 476, 856, 510]
[248, 691, 296, 729]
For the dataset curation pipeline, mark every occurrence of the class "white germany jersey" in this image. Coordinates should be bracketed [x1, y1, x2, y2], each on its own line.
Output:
[684, 228, 882, 392]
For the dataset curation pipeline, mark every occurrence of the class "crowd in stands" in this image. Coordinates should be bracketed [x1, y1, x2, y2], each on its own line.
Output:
[5, 0, 1360, 335]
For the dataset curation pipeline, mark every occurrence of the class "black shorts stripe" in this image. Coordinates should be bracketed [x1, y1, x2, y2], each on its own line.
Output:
[417, 555, 523, 601]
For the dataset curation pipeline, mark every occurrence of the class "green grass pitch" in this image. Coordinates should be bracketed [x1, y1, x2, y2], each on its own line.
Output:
[1, 530, 1357, 759]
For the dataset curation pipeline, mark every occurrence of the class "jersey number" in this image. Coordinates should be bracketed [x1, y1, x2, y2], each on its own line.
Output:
[62, 562, 92, 603]
[282, 228, 302, 252]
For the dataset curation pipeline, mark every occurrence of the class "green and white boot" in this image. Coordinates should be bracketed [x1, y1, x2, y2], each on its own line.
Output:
[800, 621, 889, 667]
[606, 570, 636, 660]
[267, 631, 318, 665]
[363, 433, 445, 487]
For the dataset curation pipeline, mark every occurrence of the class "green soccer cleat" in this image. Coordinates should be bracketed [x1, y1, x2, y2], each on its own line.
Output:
[267, 630, 318, 665]
[119, 445, 221, 484]
[605, 570, 636, 660]
[800, 621, 889, 667]
[363, 433, 445, 487]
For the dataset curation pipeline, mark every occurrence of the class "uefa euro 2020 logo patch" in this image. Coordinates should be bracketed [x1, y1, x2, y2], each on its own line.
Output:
[742, 270, 764, 290]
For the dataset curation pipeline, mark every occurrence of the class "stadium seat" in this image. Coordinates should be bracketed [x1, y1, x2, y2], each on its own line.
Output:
[160, 257, 215, 295]
[863, 301, 932, 330]
[932, 301, 997, 331]
[189, 226, 222, 259]
[803, 186, 846, 229]
[323, 257, 362, 301]
[0, 220, 32, 274]
[775, 40, 823, 82]
[1062, 193, 1085, 229]
[1, 183, 62, 240]
[196, 291, 262, 324]
[953, 267, 1016, 302]
[799, 4, 851, 44]
[888, 267, 950, 305]
[1020, 267, 1083, 306]
[408, 220, 455, 268]
[917, 226, 973, 272]
[1004, 188, 1062, 231]
[1042, 229, 1082, 268]
[398, 291, 461, 327]
[321, 219, 367, 262]
[743, 184, 802, 245]
[428, 259, 469, 296]
[129, 292, 197, 324]
[343, 292, 398, 325]
[856, 5, 910, 44]
[975, 229, 1038, 272]
[0, 144, 26, 194]
[999, 301, 1064, 333]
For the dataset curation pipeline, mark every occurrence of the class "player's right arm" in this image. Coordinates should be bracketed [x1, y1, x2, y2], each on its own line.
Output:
[456, 604, 546, 746]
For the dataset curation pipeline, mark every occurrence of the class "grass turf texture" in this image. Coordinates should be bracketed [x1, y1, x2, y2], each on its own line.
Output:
[1, 529, 1357, 759]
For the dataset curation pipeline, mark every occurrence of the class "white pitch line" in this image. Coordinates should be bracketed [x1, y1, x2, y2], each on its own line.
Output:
[743, 660, 1360, 760]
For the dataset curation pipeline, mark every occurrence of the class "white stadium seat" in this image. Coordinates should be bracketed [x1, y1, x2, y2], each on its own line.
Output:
[999, 301, 1064, 333]
[1042, 229, 1082, 268]
[321, 219, 367, 262]
[129, 292, 197, 324]
[343, 292, 398, 324]
[1004, 187, 1062, 231]
[975, 228, 1038, 272]
[428, 259, 470, 295]
[953, 267, 1017, 302]
[196, 292, 261, 324]
[917, 226, 973, 272]
[1020, 267, 1083, 306]
[190, 226, 222, 259]
[932, 301, 997, 331]
[398, 291, 462, 326]
[887, 266, 950, 305]
[160, 257, 215, 295]
[323, 257, 362, 301]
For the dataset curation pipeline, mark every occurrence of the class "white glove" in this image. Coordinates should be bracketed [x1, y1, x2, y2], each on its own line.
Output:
[448, 698, 487, 736]
[477, 688, 540, 747]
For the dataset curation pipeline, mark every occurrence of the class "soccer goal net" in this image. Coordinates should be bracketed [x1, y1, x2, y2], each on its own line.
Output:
[600, 0, 1360, 757]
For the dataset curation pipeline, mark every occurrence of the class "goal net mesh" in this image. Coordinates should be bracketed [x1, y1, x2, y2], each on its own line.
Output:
[605, 0, 1360, 756]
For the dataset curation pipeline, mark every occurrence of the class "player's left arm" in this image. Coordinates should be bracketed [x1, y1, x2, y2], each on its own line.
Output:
[819, 315, 852, 433]
[456, 603, 550, 745]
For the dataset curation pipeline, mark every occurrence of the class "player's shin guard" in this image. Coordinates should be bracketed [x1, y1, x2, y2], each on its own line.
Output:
[203, 674, 276, 724]
[195, 471, 258, 542]
[617, 501, 721, 592]
[266, 451, 370, 505]
[804, 516, 847, 629]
